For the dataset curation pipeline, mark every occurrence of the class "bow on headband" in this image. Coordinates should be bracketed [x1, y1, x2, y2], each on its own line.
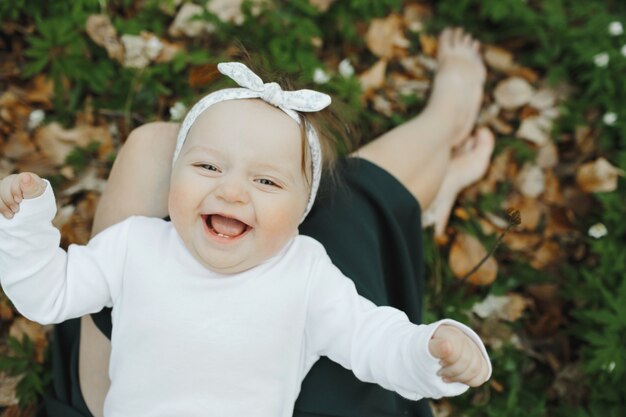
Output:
[172, 62, 332, 222]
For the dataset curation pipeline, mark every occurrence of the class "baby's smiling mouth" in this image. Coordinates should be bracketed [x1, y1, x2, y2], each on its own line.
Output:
[202, 214, 251, 239]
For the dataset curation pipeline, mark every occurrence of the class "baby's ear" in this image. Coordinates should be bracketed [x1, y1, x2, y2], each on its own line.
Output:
[20, 173, 47, 199]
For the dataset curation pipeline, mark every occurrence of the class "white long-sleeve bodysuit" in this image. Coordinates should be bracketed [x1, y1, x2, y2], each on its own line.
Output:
[0, 185, 491, 417]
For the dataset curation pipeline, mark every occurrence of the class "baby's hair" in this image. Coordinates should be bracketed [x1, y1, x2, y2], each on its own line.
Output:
[193, 45, 356, 188]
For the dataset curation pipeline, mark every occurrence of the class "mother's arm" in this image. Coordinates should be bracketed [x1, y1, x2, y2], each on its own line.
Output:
[80, 122, 180, 417]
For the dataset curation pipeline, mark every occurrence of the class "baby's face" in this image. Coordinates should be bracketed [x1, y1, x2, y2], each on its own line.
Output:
[168, 99, 310, 274]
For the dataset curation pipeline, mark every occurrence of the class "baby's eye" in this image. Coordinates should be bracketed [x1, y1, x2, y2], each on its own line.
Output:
[196, 164, 219, 172]
[256, 178, 280, 187]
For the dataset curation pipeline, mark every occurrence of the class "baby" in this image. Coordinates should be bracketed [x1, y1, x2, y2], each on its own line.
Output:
[0, 63, 491, 417]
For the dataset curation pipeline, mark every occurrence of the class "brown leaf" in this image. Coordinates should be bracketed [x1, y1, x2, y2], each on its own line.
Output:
[169, 3, 213, 37]
[419, 33, 438, 57]
[472, 293, 531, 322]
[365, 14, 409, 59]
[62, 166, 107, 196]
[483, 45, 515, 72]
[0, 159, 16, 179]
[14, 152, 57, 177]
[0, 90, 31, 130]
[503, 231, 542, 252]
[85, 14, 124, 63]
[479, 148, 516, 193]
[154, 39, 185, 64]
[398, 56, 428, 78]
[9, 317, 48, 363]
[449, 233, 498, 285]
[0, 404, 38, 417]
[545, 207, 577, 238]
[0, 374, 20, 407]
[516, 163, 545, 198]
[25, 75, 54, 106]
[541, 170, 562, 205]
[0, 293, 13, 321]
[403, 3, 431, 33]
[358, 59, 387, 92]
[34, 122, 113, 166]
[505, 194, 544, 231]
[536, 142, 559, 169]
[4, 131, 36, 160]
[530, 240, 561, 269]
[60, 192, 99, 246]
[576, 157, 625, 193]
[516, 116, 552, 146]
[529, 88, 557, 111]
[309, 0, 336, 12]
[493, 77, 534, 110]
[371, 94, 394, 117]
[121, 33, 164, 69]
[506, 65, 540, 84]
[208, 0, 264, 25]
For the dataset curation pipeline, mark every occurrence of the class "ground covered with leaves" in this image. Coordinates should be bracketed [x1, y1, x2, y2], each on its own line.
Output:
[1, 1, 625, 416]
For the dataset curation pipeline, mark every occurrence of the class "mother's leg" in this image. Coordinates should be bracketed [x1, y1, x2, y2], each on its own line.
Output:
[353, 28, 486, 209]
[79, 122, 179, 417]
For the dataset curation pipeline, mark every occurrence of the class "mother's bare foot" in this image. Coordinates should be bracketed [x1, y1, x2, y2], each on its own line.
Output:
[427, 28, 486, 148]
[422, 128, 495, 237]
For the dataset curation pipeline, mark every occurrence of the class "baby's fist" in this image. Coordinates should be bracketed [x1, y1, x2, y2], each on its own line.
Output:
[0, 173, 47, 219]
[429, 324, 490, 387]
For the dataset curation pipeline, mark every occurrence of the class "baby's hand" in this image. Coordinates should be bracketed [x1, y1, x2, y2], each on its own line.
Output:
[429, 324, 490, 387]
[0, 173, 47, 219]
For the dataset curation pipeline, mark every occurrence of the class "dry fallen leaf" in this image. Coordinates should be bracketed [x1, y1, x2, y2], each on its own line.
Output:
[371, 94, 394, 117]
[169, 3, 213, 37]
[121, 32, 164, 69]
[483, 45, 515, 72]
[9, 317, 48, 364]
[542, 170, 563, 205]
[60, 192, 99, 246]
[3, 131, 36, 160]
[365, 14, 409, 59]
[0, 373, 20, 407]
[516, 163, 545, 198]
[505, 194, 544, 231]
[62, 166, 107, 196]
[403, 3, 431, 33]
[536, 141, 559, 169]
[34, 122, 113, 166]
[25, 75, 54, 106]
[576, 157, 625, 193]
[530, 240, 561, 269]
[472, 293, 531, 322]
[529, 88, 557, 111]
[419, 33, 438, 57]
[516, 115, 552, 146]
[449, 233, 498, 285]
[358, 59, 387, 92]
[494, 77, 534, 110]
[309, 0, 336, 12]
[85, 14, 124, 63]
[0, 159, 15, 178]
[207, 0, 263, 25]
[503, 231, 542, 252]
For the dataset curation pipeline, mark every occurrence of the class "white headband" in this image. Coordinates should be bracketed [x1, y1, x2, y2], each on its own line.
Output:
[173, 62, 331, 221]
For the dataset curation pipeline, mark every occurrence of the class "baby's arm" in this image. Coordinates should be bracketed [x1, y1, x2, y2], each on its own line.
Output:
[0, 172, 47, 219]
[305, 255, 491, 400]
[0, 173, 129, 324]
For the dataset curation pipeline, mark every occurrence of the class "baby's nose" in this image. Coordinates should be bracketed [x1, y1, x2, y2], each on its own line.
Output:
[215, 178, 249, 204]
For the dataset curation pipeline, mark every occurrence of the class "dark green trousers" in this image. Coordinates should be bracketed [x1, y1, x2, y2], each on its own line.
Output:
[42, 158, 433, 417]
